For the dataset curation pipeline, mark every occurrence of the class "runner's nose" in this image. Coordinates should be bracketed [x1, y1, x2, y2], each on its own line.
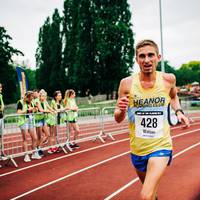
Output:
[144, 55, 150, 63]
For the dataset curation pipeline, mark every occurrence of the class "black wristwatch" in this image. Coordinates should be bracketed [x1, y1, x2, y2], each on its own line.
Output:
[175, 109, 184, 116]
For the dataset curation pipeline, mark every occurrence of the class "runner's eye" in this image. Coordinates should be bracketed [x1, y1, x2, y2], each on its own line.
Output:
[138, 54, 145, 59]
[138, 53, 155, 59]
[148, 53, 155, 58]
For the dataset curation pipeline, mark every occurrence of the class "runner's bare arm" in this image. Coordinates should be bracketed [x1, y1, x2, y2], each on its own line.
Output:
[114, 77, 132, 123]
[167, 73, 190, 127]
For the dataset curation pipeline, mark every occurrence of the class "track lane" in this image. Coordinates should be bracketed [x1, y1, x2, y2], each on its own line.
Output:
[1, 137, 130, 199]
[109, 143, 200, 200]
[6, 125, 200, 200]
[1, 121, 199, 176]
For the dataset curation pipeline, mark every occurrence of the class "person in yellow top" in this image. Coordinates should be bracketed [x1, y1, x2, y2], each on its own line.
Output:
[47, 90, 65, 154]
[34, 89, 55, 156]
[0, 83, 6, 165]
[17, 91, 41, 162]
[63, 89, 80, 149]
[114, 39, 190, 200]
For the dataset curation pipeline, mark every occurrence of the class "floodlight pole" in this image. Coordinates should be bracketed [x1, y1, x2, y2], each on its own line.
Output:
[159, 0, 165, 72]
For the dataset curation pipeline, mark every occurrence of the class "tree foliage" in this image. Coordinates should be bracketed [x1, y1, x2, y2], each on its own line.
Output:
[62, 0, 80, 90]
[48, 9, 64, 94]
[0, 26, 23, 103]
[36, 9, 63, 96]
[176, 61, 200, 86]
[35, 17, 51, 91]
[157, 60, 200, 86]
[157, 61, 177, 74]
[25, 68, 36, 90]
[35, 0, 134, 97]
[94, 0, 134, 98]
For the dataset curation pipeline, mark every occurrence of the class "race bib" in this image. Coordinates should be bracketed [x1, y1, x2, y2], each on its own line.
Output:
[135, 111, 164, 139]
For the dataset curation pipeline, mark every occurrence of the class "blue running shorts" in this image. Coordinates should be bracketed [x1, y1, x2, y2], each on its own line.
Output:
[131, 149, 173, 172]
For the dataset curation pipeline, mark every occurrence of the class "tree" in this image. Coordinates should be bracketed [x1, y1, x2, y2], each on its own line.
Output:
[48, 9, 64, 95]
[74, 0, 96, 96]
[93, 0, 134, 98]
[157, 61, 177, 74]
[37, 0, 134, 97]
[176, 61, 200, 86]
[36, 10, 63, 96]
[35, 17, 51, 92]
[25, 68, 36, 90]
[62, 0, 80, 90]
[0, 26, 23, 103]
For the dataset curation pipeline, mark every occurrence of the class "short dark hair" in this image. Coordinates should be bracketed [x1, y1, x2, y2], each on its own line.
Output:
[136, 39, 159, 55]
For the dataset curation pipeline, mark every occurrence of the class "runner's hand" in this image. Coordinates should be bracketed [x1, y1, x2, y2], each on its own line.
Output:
[177, 113, 190, 128]
[117, 96, 129, 112]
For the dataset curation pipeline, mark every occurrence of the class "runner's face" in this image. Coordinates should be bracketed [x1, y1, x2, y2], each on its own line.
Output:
[136, 45, 161, 74]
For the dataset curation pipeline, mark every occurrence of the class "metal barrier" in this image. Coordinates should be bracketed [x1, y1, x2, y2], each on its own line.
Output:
[2, 113, 26, 167]
[0, 107, 105, 167]
[180, 96, 200, 122]
[1, 112, 69, 167]
[98, 106, 129, 141]
[72, 107, 103, 143]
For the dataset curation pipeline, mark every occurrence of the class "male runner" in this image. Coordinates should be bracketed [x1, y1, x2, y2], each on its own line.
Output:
[114, 39, 189, 200]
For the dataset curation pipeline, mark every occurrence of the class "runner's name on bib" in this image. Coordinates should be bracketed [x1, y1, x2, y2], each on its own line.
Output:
[135, 111, 164, 139]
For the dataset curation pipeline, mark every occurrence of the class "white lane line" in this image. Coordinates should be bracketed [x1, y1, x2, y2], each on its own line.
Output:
[0, 138, 129, 177]
[10, 151, 130, 200]
[104, 177, 140, 200]
[172, 129, 200, 139]
[104, 141, 200, 200]
[10, 127, 200, 200]
[171, 121, 200, 130]
[173, 142, 200, 158]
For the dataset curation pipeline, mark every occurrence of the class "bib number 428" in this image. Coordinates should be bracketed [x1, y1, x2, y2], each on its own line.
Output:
[135, 111, 164, 139]
[141, 117, 158, 128]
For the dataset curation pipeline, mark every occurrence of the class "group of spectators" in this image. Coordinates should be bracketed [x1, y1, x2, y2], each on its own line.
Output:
[1, 87, 80, 164]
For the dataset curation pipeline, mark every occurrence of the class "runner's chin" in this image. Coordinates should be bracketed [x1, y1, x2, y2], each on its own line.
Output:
[143, 67, 153, 73]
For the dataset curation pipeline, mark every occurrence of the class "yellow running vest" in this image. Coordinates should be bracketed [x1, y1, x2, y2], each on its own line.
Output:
[128, 71, 172, 155]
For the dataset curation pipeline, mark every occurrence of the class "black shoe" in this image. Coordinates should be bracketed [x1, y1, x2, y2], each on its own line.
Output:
[0, 153, 7, 161]
[156, 196, 158, 200]
[38, 149, 44, 157]
[73, 143, 80, 149]
[69, 143, 75, 149]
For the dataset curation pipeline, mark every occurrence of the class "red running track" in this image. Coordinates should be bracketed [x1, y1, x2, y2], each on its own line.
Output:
[0, 120, 200, 200]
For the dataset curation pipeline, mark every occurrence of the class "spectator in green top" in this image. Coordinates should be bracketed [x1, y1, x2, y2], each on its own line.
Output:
[63, 89, 80, 149]
[47, 90, 64, 154]
[35, 89, 55, 156]
[0, 83, 6, 165]
[17, 91, 41, 162]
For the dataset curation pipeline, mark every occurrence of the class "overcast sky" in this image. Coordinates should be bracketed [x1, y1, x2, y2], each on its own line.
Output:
[0, 0, 200, 72]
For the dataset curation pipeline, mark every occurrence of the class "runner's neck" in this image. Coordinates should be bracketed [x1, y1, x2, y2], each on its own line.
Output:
[139, 71, 157, 89]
